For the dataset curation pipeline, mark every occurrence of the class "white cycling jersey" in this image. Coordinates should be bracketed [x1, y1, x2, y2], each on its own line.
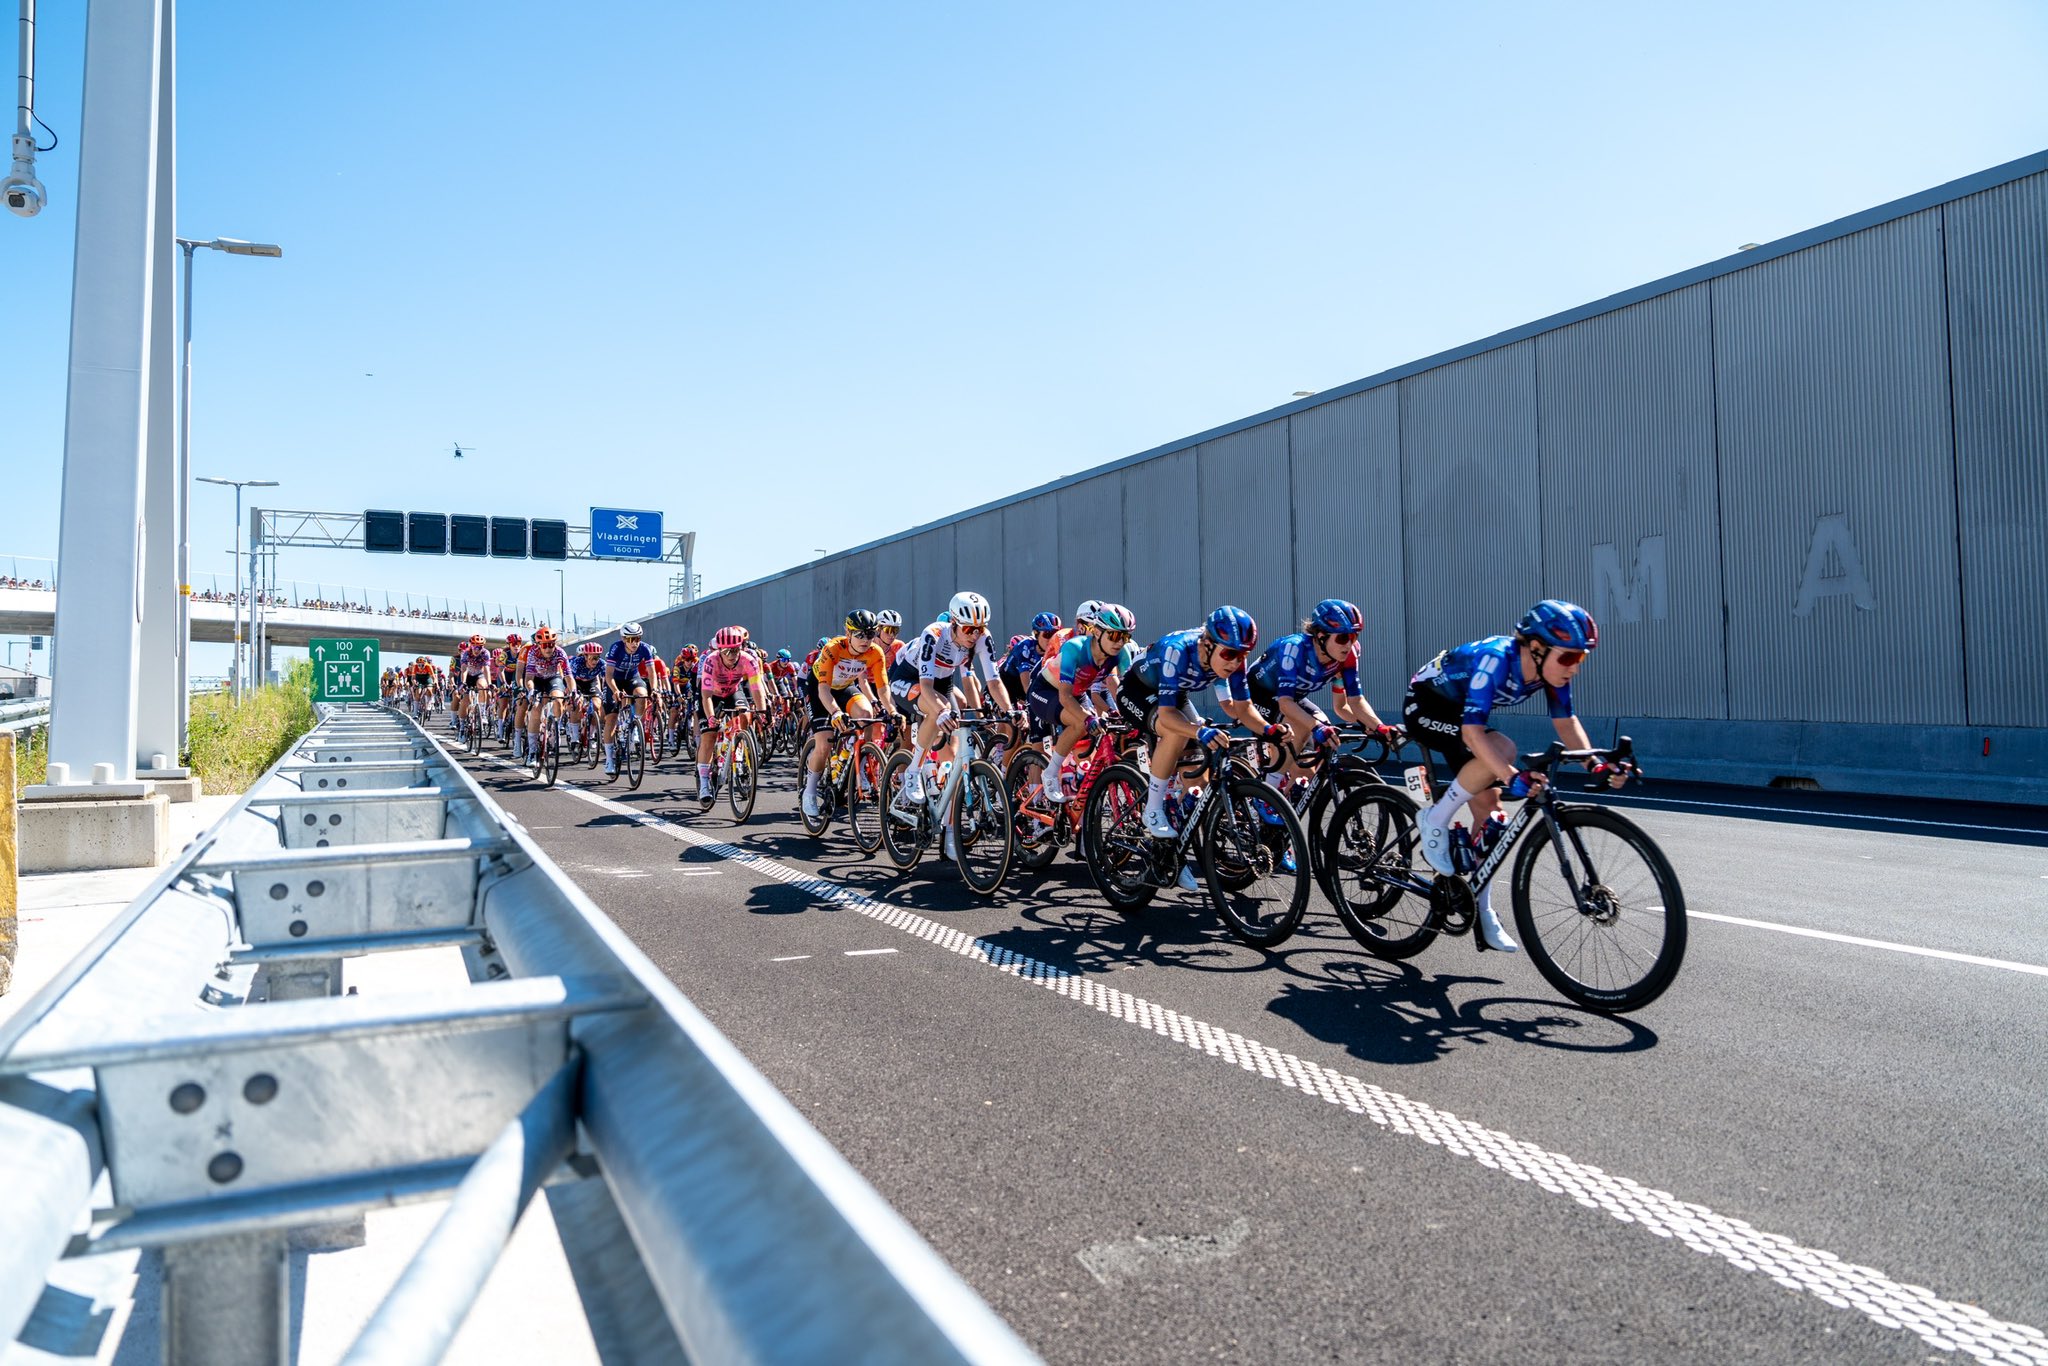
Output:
[916, 625, 999, 684]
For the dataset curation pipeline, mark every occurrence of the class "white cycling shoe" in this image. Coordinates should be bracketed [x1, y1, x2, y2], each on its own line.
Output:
[801, 787, 821, 821]
[1419, 819, 1457, 876]
[943, 827, 959, 860]
[1175, 862, 1200, 894]
[1476, 903, 1520, 954]
[1142, 807, 1177, 840]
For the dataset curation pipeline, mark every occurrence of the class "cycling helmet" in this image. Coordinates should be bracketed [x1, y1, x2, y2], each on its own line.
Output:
[468, 633, 484, 646]
[621, 621, 644, 638]
[948, 591, 992, 627]
[1075, 599, 1104, 628]
[1309, 598, 1364, 635]
[1203, 605, 1258, 651]
[678, 644, 699, 662]
[1094, 604, 1134, 635]
[1031, 610, 1063, 633]
[505, 633, 522, 646]
[714, 626, 746, 650]
[777, 648, 792, 661]
[876, 608, 902, 629]
[845, 609, 880, 636]
[580, 642, 603, 655]
[533, 626, 555, 644]
[1517, 599, 1599, 651]
[815, 636, 831, 651]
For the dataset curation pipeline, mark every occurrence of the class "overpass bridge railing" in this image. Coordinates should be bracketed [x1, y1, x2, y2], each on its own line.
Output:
[0, 705, 1036, 1365]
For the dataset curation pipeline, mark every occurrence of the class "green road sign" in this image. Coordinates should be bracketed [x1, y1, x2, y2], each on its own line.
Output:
[311, 637, 380, 703]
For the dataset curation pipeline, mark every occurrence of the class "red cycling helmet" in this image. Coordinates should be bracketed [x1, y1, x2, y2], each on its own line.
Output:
[713, 626, 747, 650]
[580, 642, 603, 655]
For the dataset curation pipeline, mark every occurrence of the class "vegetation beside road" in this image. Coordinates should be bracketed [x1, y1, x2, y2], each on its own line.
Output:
[186, 660, 316, 793]
[9, 724, 46, 794]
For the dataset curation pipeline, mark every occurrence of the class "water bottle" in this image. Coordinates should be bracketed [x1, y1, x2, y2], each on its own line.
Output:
[1450, 823, 1476, 875]
[1480, 811, 1508, 853]
[827, 748, 847, 785]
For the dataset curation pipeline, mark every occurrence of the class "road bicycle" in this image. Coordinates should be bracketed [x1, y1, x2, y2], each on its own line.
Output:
[1256, 726, 1407, 902]
[1082, 732, 1314, 948]
[878, 711, 1013, 896]
[568, 693, 603, 769]
[797, 713, 893, 854]
[1319, 736, 1686, 1013]
[1005, 714, 1140, 872]
[527, 695, 563, 788]
[704, 709, 761, 821]
[609, 691, 650, 790]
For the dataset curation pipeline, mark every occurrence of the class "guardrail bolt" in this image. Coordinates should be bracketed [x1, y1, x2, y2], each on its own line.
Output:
[303, 813, 317, 827]
[207, 1152, 244, 1184]
[307, 880, 325, 897]
[169, 1082, 206, 1114]
[269, 883, 289, 901]
[243, 1074, 279, 1105]
[288, 920, 308, 938]
[328, 814, 343, 826]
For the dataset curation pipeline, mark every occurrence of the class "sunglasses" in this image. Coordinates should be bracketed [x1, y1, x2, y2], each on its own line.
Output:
[1550, 649, 1587, 667]
[1325, 632, 1357, 648]
[850, 631, 875, 644]
[1099, 630, 1131, 646]
[1034, 629, 1058, 640]
[957, 624, 988, 636]
[1213, 646, 1247, 664]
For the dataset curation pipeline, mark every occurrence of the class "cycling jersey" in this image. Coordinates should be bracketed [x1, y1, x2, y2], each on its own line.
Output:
[523, 645, 570, 679]
[1411, 635, 1573, 726]
[699, 648, 763, 700]
[456, 645, 494, 678]
[1043, 635, 1135, 697]
[604, 640, 656, 682]
[1248, 633, 1361, 701]
[1128, 629, 1250, 709]
[881, 637, 905, 667]
[567, 654, 606, 687]
[915, 626, 998, 684]
[1000, 635, 1045, 681]
[813, 636, 888, 695]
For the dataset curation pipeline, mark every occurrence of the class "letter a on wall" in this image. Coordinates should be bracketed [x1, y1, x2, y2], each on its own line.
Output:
[1794, 514, 1877, 617]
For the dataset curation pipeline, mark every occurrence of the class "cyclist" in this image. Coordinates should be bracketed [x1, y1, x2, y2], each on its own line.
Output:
[521, 627, 572, 763]
[673, 644, 701, 740]
[1404, 599, 1627, 953]
[454, 635, 496, 733]
[568, 642, 606, 755]
[893, 591, 1013, 816]
[696, 626, 765, 807]
[407, 657, 435, 714]
[603, 623, 658, 776]
[1115, 606, 1280, 845]
[496, 633, 526, 755]
[876, 610, 905, 666]
[1247, 599, 1398, 783]
[805, 611, 889, 821]
[1000, 611, 1062, 707]
[1031, 604, 1136, 804]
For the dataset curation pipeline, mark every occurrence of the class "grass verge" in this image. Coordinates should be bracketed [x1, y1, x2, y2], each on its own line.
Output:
[186, 660, 316, 794]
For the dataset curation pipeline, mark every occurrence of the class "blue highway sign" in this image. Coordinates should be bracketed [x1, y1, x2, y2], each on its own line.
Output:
[590, 507, 665, 561]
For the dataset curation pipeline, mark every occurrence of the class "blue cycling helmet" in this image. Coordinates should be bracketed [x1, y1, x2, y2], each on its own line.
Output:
[1517, 599, 1599, 651]
[1031, 610, 1062, 633]
[1309, 598, 1363, 635]
[936, 610, 952, 625]
[815, 636, 830, 651]
[776, 648, 791, 661]
[1204, 605, 1258, 651]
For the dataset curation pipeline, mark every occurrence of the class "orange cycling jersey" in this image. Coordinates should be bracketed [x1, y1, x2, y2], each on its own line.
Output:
[811, 636, 887, 694]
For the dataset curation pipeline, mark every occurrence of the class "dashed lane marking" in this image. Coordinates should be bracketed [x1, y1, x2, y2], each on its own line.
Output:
[474, 755, 2048, 1364]
[845, 948, 899, 957]
[771, 955, 812, 962]
[680, 870, 724, 877]
[1690, 912, 2048, 978]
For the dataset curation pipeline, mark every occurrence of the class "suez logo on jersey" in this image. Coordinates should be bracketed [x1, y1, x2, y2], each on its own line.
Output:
[1587, 516, 1877, 627]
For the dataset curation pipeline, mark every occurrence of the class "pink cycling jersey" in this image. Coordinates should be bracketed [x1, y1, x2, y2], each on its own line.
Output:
[698, 649, 762, 700]
[523, 645, 571, 679]
[457, 644, 495, 676]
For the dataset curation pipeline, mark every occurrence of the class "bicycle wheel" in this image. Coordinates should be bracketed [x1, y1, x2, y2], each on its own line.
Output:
[848, 741, 887, 854]
[1511, 805, 1687, 1013]
[1081, 762, 1158, 913]
[1321, 787, 1439, 960]
[1005, 750, 1061, 872]
[1198, 777, 1311, 947]
[727, 732, 759, 823]
[951, 758, 1012, 896]
[543, 716, 562, 788]
[467, 703, 483, 755]
[878, 750, 923, 869]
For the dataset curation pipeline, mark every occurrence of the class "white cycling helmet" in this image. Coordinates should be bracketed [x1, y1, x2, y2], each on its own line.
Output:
[948, 590, 992, 627]
[622, 621, 644, 638]
[876, 608, 902, 629]
[1075, 599, 1104, 628]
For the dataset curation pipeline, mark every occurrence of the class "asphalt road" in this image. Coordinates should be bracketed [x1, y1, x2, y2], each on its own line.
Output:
[452, 733, 2048, 1366]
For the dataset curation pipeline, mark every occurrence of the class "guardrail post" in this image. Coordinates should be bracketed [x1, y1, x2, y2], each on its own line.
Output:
[2, 731, 14, 995]
[162, 1231, 291, 1366]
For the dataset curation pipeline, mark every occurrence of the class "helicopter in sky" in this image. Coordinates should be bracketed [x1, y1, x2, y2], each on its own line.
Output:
[451, 443, 477, 460]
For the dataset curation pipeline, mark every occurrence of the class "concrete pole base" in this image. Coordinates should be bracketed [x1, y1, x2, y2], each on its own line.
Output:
[19, 792, 170, 872]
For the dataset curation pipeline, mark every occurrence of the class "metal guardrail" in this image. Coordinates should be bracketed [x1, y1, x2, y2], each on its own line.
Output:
[0, 705, 1039, 1365]
[0, 696, 51, 735]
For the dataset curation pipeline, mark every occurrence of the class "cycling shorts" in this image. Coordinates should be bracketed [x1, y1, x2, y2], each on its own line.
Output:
[1403, 685, 1476, 773]
[531, 676, 565, 698]
[1115, 668, 1199, 740]
[811, 684, 864, 734]
[1250, 679, 1328, 729]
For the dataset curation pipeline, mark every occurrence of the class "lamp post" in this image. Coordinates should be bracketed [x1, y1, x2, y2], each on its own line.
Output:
[554, 568, 565, 634]
[177, 237, 282, 731]
[197, 475, 277, 699]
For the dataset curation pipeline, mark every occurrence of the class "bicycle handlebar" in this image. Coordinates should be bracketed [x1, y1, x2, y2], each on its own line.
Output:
[1516, 735, 1640, 784]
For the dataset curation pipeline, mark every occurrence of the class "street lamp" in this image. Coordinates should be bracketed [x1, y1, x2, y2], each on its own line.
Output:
[554, 568, 564, 633]
[177, 237, 282, 730]
[197, 475, 278, 700]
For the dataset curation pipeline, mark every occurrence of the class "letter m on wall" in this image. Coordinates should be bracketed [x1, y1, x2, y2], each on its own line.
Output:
[1591, 536, 1668, 625]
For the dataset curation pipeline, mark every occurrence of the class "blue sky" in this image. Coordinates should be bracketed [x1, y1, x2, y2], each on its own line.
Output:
[3, 0, 2044, 669]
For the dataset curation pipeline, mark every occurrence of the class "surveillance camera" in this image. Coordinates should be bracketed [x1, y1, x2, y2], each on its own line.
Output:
[3, 173, 45, 219]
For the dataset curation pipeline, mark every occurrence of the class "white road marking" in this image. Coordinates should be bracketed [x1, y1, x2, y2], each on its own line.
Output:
[476, 756, 2048, 1362]
[1598, 791, 2044, 838]
[845, 948, 898, 957]
[680, 870, 724, 877]
[1689, 912, 2048, 977]
[771, 955, 811, 962]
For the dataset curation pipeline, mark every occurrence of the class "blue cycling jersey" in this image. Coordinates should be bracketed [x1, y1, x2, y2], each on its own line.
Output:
[1052, 635, 1135, 694]
[603, 640, 655, 680]
[567, 654, 606, 684]
[1248, 633, 1360, 700]
[1411, 635, 1573, 726]
[1000, 635, 1043, 678]
[1131, 628, 1251, 709]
